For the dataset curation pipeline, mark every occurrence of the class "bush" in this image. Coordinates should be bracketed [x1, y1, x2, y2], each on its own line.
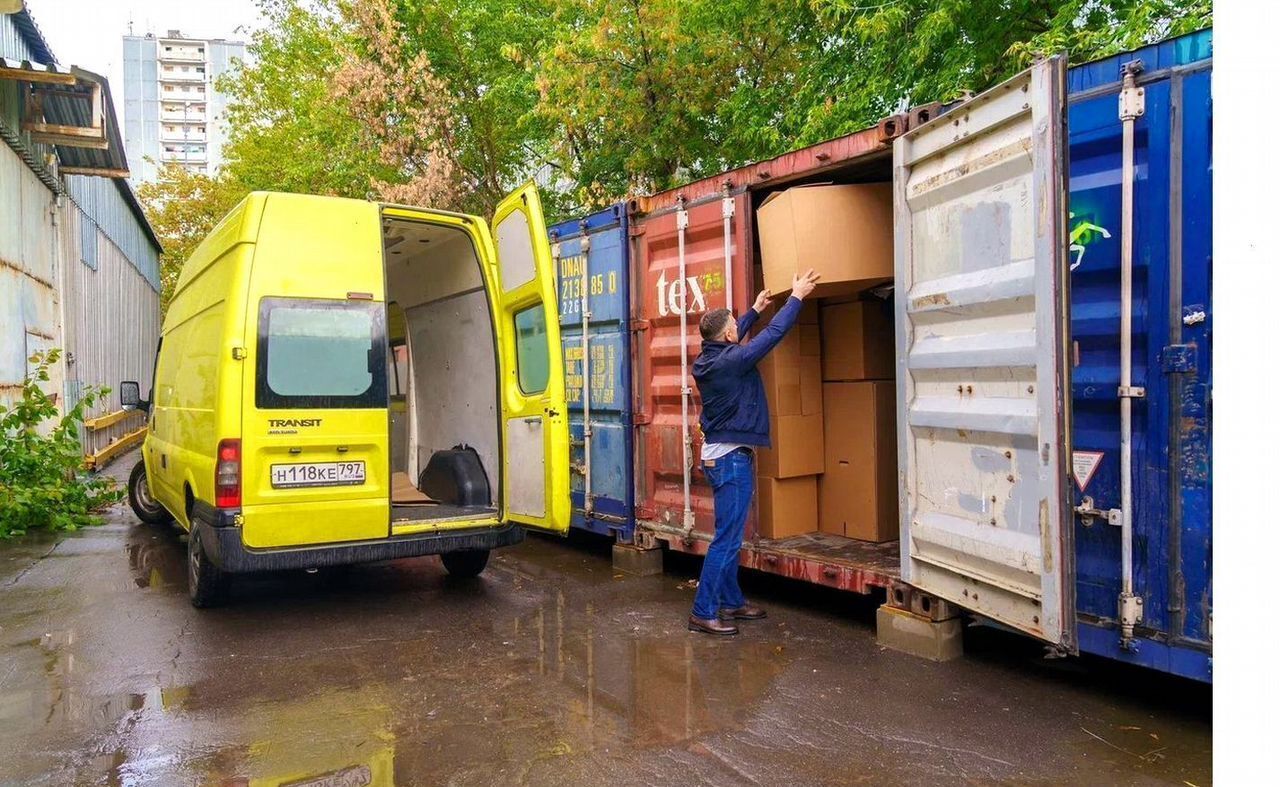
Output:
[0, 350, 123, 538]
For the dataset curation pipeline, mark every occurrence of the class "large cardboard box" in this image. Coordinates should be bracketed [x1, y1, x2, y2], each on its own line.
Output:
[756, 475, 818, 539]
[819, 381, 898, 541]
[757, 413, 824, 478]
[820, 300, 894, 381]
[758, 323, 823, 417]
[757, 184, 894, 297]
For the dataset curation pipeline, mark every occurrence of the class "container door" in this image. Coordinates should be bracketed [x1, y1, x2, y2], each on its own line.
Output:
[894, 56, 1075, 649]
[551, 205, 634, 540]
[491, 184, 571, 535]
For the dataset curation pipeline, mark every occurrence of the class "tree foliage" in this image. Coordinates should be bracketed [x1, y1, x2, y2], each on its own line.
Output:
[137, 164, 247, 308]
[535, 0, 820, 205]
[794, 0, 1214, 143]
[218, 0, 395, 198]
[138, 0, 1212, 276]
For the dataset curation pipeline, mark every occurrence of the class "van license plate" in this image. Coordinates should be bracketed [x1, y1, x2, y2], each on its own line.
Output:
[270, 461, 366, 489]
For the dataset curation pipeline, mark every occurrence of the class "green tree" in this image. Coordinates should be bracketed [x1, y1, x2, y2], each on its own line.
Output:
[137, 164, 247, 308]
[385, 0, 560, 214]
[535, 0, 820, 207]
[793, 0, 1214, 143]
[219, 0, 399, 198]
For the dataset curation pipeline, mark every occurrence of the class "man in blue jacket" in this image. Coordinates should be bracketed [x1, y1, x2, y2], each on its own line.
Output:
[688, 268, 821, 635]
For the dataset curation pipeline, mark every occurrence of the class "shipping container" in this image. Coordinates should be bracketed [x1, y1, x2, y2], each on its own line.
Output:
[629, 31, 1212, 680]
[1064, 31, 1213, 680]
[551, 205, 635, 541]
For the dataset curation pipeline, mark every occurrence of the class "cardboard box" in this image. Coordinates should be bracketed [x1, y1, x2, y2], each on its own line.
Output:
[758, 320, 823, 418]
[819, 381, 898, 541]
[820, 300, 894, 381]
[757, 413, 824, 478]
[756, 475, 818, 539]
[757, 183, 894, 297]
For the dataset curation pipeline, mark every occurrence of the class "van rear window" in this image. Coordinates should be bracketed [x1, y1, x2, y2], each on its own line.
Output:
[257, 298, 387, 409]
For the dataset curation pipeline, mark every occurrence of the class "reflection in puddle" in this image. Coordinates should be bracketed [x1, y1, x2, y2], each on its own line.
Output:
[505, 586, 792, 750]
[126, 536, 185, 590]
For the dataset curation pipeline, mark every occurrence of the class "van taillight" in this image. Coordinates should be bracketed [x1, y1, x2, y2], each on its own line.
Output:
[215, 439, 241, 508]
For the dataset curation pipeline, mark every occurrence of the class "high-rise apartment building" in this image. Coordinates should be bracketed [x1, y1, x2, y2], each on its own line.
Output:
[122, 30, 245, 186]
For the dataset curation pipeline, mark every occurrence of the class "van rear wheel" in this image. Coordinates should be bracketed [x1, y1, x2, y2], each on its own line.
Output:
[441, 549, 489, 578]
[188, 528, 229, 608]
[128, 460, 171, 526]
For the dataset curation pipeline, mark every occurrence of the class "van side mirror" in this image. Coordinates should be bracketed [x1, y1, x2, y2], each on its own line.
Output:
[120, 381, 147, 412]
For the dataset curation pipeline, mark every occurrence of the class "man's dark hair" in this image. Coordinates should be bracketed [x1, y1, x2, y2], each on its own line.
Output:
[699, 308, 733, 342]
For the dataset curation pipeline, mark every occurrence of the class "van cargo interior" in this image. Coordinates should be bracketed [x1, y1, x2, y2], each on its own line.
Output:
[382, 218, 499, 525]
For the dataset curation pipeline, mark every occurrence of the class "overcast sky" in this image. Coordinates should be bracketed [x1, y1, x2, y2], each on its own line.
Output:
[24, 0, 263, 124]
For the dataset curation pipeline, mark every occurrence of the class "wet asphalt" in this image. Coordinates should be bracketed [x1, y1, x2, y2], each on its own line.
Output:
[0, 455, 1211, 786]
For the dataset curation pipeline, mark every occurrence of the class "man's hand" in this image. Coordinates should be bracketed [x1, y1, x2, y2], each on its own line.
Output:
[791, 268, 821, 300]
[752, 289, 773, 314]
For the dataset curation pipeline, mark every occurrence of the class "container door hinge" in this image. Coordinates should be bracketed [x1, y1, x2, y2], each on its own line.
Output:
[231, 346, 247, 360]
[1161, 343, 1197, 374]
[1118, 61, 1146, 121]
[630, 319, 651, 333]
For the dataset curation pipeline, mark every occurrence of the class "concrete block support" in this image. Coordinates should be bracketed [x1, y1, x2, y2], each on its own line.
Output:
[612, 543, 664, 576]
[876, 604, 964, 662]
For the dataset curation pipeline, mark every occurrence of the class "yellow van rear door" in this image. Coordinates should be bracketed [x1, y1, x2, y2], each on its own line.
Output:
[488, 184, 570, 535]
[239, 195, 390, 549]
[241, 297, 392, 548]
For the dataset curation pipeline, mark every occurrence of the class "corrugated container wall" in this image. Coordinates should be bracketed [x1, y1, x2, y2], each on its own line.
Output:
[551, 205, 635, 540]
[1065, 31, 1212, 680]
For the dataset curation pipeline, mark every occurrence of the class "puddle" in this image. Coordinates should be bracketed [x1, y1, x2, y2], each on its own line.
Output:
[494, 586, 793, 751]
[126, 535, 185, 590]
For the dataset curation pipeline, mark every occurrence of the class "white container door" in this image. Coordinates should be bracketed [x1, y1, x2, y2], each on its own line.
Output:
[894, 56, 1075, 649]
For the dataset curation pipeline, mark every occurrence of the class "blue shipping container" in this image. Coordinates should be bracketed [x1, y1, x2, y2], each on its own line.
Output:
[1066, 30, 1212, 681]
[550, 205, 635, 540]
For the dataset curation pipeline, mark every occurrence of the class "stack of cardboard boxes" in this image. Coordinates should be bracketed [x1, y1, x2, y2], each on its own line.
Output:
[752, 183, 900, 543]
[754, 303, 822, 538]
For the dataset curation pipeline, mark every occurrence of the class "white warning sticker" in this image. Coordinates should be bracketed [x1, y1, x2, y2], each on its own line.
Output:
[1072, 451, 1105, 491]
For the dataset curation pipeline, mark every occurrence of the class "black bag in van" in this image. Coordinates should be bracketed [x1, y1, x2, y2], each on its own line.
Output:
[419, 444, 491, 507]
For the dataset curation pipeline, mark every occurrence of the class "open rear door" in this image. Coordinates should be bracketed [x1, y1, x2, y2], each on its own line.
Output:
[490, 183, 571, 535]
[894, 56, 1075, 649]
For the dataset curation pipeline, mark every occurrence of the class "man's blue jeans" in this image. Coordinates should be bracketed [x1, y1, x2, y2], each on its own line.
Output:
[691, 449, 752, 620]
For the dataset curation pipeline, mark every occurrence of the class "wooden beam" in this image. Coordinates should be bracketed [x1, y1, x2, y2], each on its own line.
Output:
[83, 408, 144, 432]
[90, 82, 102, 131]
[0, 66, 77, 85]
[84, 426, 147, 470]
[25, 131, 110, 150]
[21, 121, 105, 139]
[58, 166, 131, 178]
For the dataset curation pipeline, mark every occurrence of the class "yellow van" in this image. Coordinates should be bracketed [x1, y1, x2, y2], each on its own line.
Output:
[120, 185, 569, 607]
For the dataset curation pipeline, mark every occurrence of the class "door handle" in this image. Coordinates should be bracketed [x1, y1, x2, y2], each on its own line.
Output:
[523, 416, 541, 424]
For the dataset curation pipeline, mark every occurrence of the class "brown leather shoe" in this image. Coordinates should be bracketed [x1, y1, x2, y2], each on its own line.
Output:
[688, 615, 739, 635]
[719, 604, 767, 620]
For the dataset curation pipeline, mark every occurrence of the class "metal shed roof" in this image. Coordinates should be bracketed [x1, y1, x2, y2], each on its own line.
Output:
[5, 6, 56, 64]
[0, 56, 161, 252]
